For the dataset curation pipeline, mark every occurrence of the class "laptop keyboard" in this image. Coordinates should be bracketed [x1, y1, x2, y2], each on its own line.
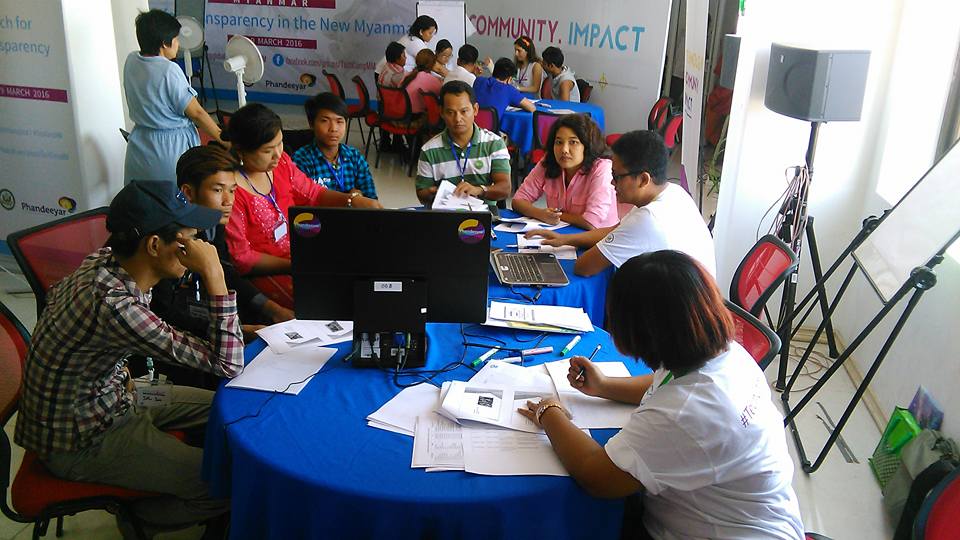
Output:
[507, 254, 543, 282]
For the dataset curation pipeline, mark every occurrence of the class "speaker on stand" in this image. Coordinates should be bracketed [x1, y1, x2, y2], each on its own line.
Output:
[763, 43, 871, 390]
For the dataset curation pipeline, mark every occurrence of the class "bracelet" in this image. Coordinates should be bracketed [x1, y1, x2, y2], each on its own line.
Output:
[346, 192, 359, 207]
[536, 402, 566, 424]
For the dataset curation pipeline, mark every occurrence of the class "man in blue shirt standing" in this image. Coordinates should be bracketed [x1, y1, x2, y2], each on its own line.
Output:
[292, 93, 379, 199]
[473, 58, 536, 121]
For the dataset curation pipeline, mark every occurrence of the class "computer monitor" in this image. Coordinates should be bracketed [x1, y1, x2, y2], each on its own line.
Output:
[289, 207, 492, 367]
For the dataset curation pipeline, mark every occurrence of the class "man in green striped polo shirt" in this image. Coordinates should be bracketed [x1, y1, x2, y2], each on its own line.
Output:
[415, 80, 511, 208]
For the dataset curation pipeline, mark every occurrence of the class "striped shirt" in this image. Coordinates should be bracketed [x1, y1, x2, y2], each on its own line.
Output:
[15, 248, 244, 457]
[292, 142, 378, 199]
[415, 126, 511, 207]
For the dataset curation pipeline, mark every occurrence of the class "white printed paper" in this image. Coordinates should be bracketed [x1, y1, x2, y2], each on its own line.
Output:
[516, 235, 577, 260]
[411, 413, 465, 470]
[367, 384, 441, 437]
[544, 359, 637, 429]
[225, 346, 337, 395]
[463, 427, 584, 476]
[488, 302, 593, 333]
[432, 180, 488, 212]
[256, 319, 353, 355]
[438, 381, 552, 433]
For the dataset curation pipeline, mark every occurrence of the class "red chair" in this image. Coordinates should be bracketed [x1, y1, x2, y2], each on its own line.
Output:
[323, 70, 367, 146]
[0, 300, 166, 539]
[353, 75, 380, 159]
[730, 235, 799, 319]
[726, 300, 781, 370]
[475, 107, 500, 133]
[419, 90, 444, 137]
[528, 110, 561, 165]
[7, 207, 110, 316]
[605, 133, 622, 147]
[914, 466, 960, 539]
[375, 81, 420, 177]
[576, 78, 593, 102]
[539, 77, 552, 100]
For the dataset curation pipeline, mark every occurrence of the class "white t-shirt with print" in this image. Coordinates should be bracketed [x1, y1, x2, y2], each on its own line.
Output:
[604, 342, 804, 540]
[597, 182, 716, 276]
[443, 64, 477, 86]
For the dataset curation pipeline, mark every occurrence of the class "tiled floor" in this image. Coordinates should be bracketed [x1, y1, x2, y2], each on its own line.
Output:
[0, 118, 890, 539]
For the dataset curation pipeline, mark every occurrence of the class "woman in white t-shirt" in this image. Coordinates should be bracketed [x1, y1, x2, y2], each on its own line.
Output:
[375, 15, 437, 74]
[518, 250, 804, 540]
[513, 36, 544, 97]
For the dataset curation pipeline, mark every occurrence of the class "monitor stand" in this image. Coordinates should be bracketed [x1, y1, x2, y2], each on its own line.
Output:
[350, 278, 428, 369]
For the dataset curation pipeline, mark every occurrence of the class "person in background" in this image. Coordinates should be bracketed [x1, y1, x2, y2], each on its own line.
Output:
[152, 145, 295, 338]
[378, 42, 409, 88]
[293, 93, 378, 199]
[406, 49, 444, 114]
[16, 180, 243, 539]
[518, 250, 804, 540]
[375, 15, 437, 74]
[473, 57, 536, 120]
[415, 81, 511, 208]
[526, 130, 715, 277]
[512, 114, 617, 230]
[123, 9, 224, 183]
[434, 38, 454, 78]
[223, 104, 381, 307]
[443, 44, 492, 86]
[541, 46, 581, 102]
[513, 36, 544, 96]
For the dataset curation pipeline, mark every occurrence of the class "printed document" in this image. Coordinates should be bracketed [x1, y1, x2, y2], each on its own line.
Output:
[367, 384, 440, 436]
[463, 428, 588, 476]
[432, 180, 488, 212]
[411, 413, 465, 470]
[438, 381, 553, 433]
[488, 302, 593, 332]
[256, 319, 353, 354]
[516, 234, 577, 260]
[544, 359, 636, 429]
[225, 346, 337, 395]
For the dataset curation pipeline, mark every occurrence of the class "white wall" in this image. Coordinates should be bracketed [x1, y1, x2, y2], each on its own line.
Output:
[715, 0, 960, 437]
[111, 0, 149, 130]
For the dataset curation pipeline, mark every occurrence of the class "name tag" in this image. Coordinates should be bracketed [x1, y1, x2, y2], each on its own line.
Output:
[274, 221, 288, 242]
[374, 281, 403, 292]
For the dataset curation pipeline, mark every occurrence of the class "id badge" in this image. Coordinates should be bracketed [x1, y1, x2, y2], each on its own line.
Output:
[273, 220, 288, 241]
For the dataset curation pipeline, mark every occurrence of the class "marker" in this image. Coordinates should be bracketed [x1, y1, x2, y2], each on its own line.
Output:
[471, 347, 499, 367]
[501, 356, 522, 364]
[561, 335, 581, 355]
[506, 244, 541, 249]
[521, 346, 552, 356]
[576, 344, 601, 382]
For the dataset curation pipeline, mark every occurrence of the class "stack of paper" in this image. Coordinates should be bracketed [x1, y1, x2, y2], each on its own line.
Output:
[543, 359, 637, 429]
[516, 234, 577, 260]
[436, 380, 552, 433]
[256, 319, 353, 354]
[432, 180, 488, 212]
[493, 216, 567, 233]
[225, 346, 338, 394]
[366, 384, 440, 436]
[486, 301, 593, 333]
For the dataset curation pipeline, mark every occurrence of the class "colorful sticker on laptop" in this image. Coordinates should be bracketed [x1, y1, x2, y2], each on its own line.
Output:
[292, 212, 322, 238]
[457, 219, 485, 244]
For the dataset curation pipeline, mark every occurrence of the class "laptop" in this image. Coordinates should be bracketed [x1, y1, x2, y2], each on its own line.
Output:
[491, 251, 569, 287]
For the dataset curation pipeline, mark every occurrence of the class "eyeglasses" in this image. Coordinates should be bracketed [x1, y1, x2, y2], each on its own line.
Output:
[612, 170, 644, 181]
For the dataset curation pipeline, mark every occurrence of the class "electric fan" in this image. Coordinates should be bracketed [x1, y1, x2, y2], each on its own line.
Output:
[223, 35, 264, 108]
[176, 16, 204, 80]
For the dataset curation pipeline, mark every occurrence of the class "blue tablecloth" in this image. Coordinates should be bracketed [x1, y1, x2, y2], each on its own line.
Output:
[501, 100, 606, 156]
[203, 324, 650, 540]
[489, 210, 613, 328]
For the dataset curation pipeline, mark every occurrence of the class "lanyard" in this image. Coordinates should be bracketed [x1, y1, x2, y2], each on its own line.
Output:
[241, 170, 285, 223]
[323, 152, 346, 192]
[449, 139, 473, 182]
[517, 63, 529, 85]
[658, 371, 675, 388]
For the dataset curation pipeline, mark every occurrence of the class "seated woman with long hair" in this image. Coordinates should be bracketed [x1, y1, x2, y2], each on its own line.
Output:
[518, 250, 804, 540]
[512, 114, 618, 229]
[222, 103, 381, 307]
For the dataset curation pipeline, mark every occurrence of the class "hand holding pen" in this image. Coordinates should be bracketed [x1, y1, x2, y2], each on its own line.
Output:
[567, 344, 604, 396]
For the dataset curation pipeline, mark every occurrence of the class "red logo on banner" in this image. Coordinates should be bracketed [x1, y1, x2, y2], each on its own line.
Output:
[0, 84, 69, 103]
[228, 34, 317, 50]
[207, 0, 335, 8]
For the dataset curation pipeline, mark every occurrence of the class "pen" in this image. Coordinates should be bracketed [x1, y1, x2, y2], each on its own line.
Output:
[506, 244, 542, 249]
[501, 356, 522, 364]
[538, 102, 552, 108]
[561, 335, 581, 355]
[576, 344, 601, 381]
[470, 347, 499, 367]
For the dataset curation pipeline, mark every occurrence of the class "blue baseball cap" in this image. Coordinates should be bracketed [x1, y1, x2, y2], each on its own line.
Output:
[107, 180, 221, 237]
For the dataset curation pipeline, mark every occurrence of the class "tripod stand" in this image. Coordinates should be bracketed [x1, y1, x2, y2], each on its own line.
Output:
[770, 121, 840, 391]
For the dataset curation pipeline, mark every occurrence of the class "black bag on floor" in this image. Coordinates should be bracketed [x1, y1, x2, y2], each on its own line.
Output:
[883, 429, 959, 540]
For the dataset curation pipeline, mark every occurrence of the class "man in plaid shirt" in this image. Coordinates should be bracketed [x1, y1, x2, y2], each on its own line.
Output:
[15, 180, 243, 539]
[292, 92, 379, 200]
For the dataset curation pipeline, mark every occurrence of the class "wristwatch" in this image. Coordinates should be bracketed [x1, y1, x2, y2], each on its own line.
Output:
[536, 401, 568, 424]
[479, 184, 488, 197]
[346, 192, 359, 207]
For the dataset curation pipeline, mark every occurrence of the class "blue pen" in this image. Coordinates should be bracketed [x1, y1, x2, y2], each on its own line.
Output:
[576, 344, 601, 381]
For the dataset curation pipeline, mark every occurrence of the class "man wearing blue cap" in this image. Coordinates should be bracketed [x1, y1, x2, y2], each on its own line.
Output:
[15, 180, 243, 539]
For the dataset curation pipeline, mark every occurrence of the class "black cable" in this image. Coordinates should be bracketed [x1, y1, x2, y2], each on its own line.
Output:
[507, 286, 543, 304]
[222, 362, 340, 430]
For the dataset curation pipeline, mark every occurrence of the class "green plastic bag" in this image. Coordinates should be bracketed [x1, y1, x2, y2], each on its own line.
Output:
[870, 407, 921, 488]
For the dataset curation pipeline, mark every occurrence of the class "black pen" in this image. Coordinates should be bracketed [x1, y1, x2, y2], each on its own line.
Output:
[576, 344, 601, 381]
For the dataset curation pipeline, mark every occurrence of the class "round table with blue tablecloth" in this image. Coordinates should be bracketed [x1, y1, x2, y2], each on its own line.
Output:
[501, 100, 606, 156]
[202, 322, 650, 540]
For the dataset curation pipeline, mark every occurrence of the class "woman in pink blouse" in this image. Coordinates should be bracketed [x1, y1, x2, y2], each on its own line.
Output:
[223, 104, 381, 306]
[512, 114, 618, 229]
[406, 49, 442, 114]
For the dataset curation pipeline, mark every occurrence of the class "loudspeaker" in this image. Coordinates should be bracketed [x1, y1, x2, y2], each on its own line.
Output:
[718, 34, 740, 89]
[764, 43, 870, 122]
